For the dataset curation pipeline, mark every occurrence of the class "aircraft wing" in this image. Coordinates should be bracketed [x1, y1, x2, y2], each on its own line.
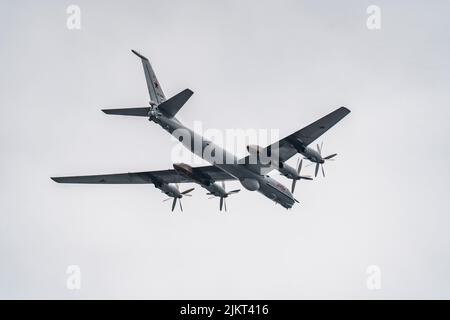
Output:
[271, 106, 350, 163]
[240, 107, 350, 169]
[51, 165, 236, 184]
[287, 107, 351, 147]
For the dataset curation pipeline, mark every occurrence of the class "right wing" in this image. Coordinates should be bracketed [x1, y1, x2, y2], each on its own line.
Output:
[51, 165, 236, 184]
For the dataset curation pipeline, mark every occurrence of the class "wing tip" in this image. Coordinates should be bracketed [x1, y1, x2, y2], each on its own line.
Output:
[51, 177, 62, 183]
[131, 49, 149, 61]
[339, 106, 351, 114]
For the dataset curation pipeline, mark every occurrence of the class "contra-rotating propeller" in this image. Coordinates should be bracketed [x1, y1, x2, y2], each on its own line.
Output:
[291, 159, 313, 193]
[207, 181, 240, 212]
[314, 142, 337, 177]
[162, 184, 194, 212]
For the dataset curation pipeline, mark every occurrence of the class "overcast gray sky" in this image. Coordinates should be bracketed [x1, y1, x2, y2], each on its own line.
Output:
[1, 0, 449, 299]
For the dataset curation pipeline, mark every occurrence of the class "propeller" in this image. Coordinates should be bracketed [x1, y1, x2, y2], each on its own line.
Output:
[162, 184, 194, 212]
[291, 158, 313, 193]
[315, 142, 337, 177]
[208, 181, 240, 212]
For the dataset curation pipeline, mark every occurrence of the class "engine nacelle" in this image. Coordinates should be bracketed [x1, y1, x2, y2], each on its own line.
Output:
[173, 162, 193, 175]
[278, 161, 298, 179]
[240, 178, 260, 191]
[173, 163, 211, 186]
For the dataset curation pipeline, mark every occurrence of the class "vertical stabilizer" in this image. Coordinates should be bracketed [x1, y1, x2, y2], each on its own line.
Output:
[131, 50, 166, 105]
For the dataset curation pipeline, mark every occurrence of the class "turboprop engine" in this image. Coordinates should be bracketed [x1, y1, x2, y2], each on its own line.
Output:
[277, 161, 298, 179]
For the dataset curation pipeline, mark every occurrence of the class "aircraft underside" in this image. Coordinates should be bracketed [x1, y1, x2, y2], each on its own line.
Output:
[51, 50, 350, 212]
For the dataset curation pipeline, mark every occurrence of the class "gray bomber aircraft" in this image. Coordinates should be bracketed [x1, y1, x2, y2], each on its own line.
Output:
[51, 50, 350, 211]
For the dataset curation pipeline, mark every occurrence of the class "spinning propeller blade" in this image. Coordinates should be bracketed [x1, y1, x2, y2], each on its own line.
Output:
[291, 179, 297, 193]
[171, 198, 177, 212]
[164, 185, 194, 212]
[208, 182, 240, 212]
[291, 159, 312, 193]
[181, 188, 195, 195]
[315, 142, 337, 178]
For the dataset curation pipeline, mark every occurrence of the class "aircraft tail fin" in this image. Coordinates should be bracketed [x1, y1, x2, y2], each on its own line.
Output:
[101, 89, 193, 118]
[103, 50, 192, 118]
[158, 89, 193, 118]
[131, 50, 166, 105]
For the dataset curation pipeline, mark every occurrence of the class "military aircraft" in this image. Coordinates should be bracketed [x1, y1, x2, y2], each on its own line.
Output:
[51, 50, 350, 211]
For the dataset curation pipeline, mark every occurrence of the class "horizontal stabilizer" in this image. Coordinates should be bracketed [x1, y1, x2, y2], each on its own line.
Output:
[102, 107, 150, 117]
[158, 89, 193, 118]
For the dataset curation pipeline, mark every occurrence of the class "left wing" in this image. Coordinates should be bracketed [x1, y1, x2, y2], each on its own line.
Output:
[51, 165, 235, 184]
[271, 106, 350, 163]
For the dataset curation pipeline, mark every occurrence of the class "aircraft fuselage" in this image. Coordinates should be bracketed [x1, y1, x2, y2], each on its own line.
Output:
[153, 113, 296, 209]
